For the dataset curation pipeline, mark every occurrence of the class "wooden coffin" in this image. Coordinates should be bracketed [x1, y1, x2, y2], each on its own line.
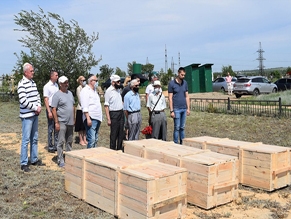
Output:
[65, 147, 187, 219]
[183, 136, 291, 191]
[124, 140, 238, 209]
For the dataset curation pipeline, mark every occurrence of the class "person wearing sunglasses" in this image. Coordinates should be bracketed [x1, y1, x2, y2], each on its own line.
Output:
[104, 75, 124, 150]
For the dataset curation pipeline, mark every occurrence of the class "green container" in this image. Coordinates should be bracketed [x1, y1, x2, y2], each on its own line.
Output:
[199, 64, 213, 92]
[132, 63, 142, 74]
[184, 63, 200, 93]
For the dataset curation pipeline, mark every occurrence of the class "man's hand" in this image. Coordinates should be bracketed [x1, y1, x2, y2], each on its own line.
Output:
[35, 106, 42, 115]
[170, 111, 175, 118]
[187, 109, 190, 116]
[107, 118, 111, 126]
[48, 111, 53, 119]
[87, 118, 92, 127]
[55, 122, 60, 131]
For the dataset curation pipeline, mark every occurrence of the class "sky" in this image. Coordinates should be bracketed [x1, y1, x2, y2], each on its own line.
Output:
[1, 0, 291, 75]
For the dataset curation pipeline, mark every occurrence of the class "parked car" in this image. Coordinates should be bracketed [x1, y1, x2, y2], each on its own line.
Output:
[233, 76, 277, 98]
[212, 77, 237, 92]
[101, 77, 125, 91]
[274, 78, 291, 91]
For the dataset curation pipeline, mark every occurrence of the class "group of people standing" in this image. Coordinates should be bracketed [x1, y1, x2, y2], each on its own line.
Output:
[17, 62, 190, 172]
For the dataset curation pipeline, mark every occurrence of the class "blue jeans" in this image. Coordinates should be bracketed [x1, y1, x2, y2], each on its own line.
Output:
[20, 116, 39, 165]
[46, 108, 58, 150]
[173, 108, 187, 144]
[84, 119, 101, 148]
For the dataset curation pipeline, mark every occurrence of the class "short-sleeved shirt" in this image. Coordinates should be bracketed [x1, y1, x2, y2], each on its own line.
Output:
[147, 92, 167, 111]
[168, 79, 188, 109]
[43, 80, 59, 106]
[104, 85, 123, 111]
[51, 90, 75, 125]
[123, 90, 141, 112]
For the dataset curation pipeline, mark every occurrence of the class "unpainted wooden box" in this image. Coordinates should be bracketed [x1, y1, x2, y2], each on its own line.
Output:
[65, 147, 187, 219]
[183, 136, 291, 191]
[183, 136, 261, 157]
[124, 140, 238, 209]
[183, 136, 228, 150]
[239, 144, 291, 191]
[65, 147, 119, 199]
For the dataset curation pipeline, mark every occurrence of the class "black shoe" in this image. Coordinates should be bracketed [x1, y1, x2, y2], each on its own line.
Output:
[31, 160, 45, 166]
[21, 165, 31, 172]
[48, 149, 55, 153]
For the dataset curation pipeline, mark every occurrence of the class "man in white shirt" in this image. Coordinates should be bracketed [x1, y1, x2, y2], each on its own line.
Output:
[80, 74, 102, 148]
[104, 75, 124, 150]
[147, 80, 167, 141]
[43, 70, 59, 153]
[145, 75, 158, 102]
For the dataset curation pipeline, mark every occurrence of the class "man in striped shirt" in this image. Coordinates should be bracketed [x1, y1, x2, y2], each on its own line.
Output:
[17, 63, 44, 172]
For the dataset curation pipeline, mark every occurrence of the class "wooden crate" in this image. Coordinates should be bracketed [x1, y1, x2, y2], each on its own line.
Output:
[65, 147, 187, 219]
[65, 147, 119, 199]
[183, 136, 291, 191]
[183, 136, 261, 157]
[183, 136, 228, 150]
[239, 144, 291, 191]
[124, 140, 238, 209]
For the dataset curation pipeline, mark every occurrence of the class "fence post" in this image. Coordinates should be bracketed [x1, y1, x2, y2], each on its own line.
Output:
[279, 97, 282, 116]
[227, 97, 231, 110]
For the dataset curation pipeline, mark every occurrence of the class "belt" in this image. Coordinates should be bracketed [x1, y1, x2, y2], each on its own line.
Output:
[153, 110, 164, 114]
[110, 109, 123, 112]
[128, 110, 140, 115]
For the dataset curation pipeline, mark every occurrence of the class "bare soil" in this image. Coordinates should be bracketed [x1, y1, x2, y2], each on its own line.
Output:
[1, 94, 291, 219]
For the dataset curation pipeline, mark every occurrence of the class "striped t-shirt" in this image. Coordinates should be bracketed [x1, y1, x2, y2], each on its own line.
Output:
[17, 76, 41, 118]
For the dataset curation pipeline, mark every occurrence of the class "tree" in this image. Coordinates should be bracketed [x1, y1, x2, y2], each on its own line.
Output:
[99, 64, 114, 80]
[115, 67, 126, 77]
[13, 7, 101, 95]
[142, 63, 154, 79]
[160, 68, 174, 86]
[221, 65, 235, 77]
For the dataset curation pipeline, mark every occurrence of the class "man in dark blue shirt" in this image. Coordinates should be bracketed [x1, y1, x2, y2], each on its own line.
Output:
[168, 67, 190, 144]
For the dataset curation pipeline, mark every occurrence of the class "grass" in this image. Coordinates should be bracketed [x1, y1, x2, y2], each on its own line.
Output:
[1, 100, 291, 218]
[247, 90, 291, 105]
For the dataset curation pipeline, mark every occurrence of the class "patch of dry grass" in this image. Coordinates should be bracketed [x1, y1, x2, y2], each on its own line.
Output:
[1, 101, 291, 218]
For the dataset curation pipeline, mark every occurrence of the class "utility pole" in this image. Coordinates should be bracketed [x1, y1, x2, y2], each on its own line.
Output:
[178, 52, 180, 68]
[257, 42, 265, 76]
[171, 57, 177, 73]
[165, 45, 168, 73]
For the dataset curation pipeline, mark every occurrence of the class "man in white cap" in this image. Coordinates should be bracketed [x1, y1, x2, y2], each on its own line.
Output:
[147, 80, 167, 140]
[51, 76, 75, 167]
[104, 75, 124, 150]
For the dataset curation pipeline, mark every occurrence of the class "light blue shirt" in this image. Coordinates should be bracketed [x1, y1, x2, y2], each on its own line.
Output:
[123, 90, 141, 112]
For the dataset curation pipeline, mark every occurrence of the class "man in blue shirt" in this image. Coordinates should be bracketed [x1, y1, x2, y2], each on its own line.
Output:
[123, 79, 141, 140]
[168, 67, 190, 144]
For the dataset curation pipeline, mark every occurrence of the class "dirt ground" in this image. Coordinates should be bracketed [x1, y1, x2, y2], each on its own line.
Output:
[1, 94, 291, 219]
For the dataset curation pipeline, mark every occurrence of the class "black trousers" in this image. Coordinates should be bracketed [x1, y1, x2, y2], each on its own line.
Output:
[109, 110, 125, 150]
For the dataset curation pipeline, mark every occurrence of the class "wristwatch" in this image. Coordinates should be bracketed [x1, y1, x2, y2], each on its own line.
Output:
[170, 110, 174, 113]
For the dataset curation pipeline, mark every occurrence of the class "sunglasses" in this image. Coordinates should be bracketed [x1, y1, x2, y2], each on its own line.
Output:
[115, 80, 121, 83]
[91, 79, 98, 82]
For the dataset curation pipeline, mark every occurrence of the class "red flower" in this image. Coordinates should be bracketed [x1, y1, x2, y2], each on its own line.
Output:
[141, 125, 152, 135]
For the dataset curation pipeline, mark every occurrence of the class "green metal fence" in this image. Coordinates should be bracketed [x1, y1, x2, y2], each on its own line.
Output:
[190, 97, 291, 117]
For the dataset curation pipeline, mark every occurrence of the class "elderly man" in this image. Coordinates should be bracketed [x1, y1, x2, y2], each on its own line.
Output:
[80, 74, 102, 148]
[51, 76, 75, 168]
[145, 75, 158, 101]
[123, 79, 142, 140]
[147, 80, 167, 141]
[43, 70, 59, 153]
[104, 75, 124, 150]
[17, 63, 44, 172]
